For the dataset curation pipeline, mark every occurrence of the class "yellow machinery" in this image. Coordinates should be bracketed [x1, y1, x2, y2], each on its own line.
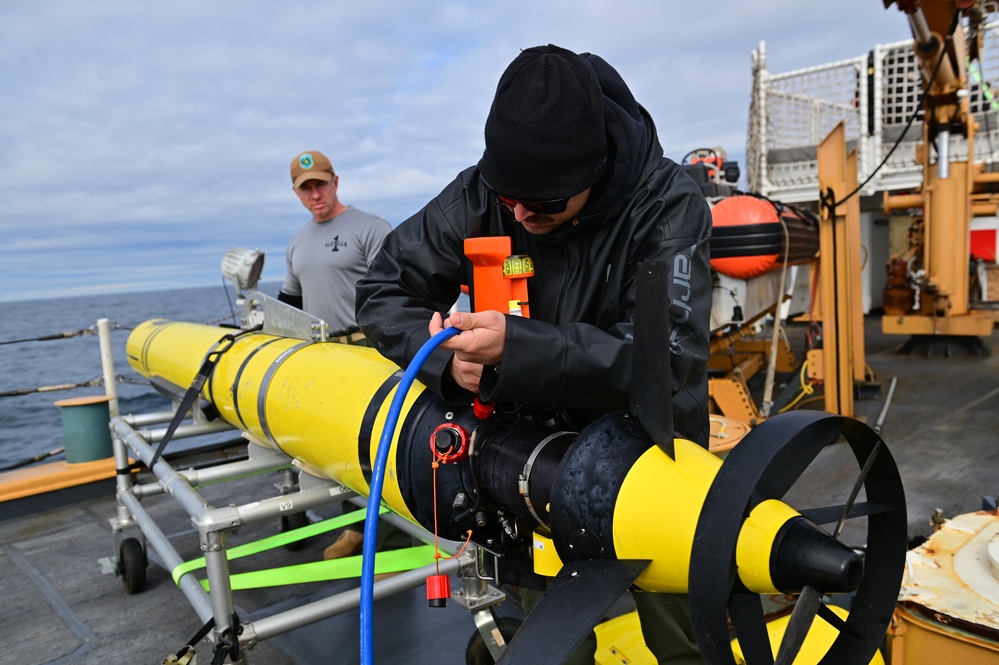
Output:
[882, 0, 999, 350]
[714, 0, 999, 421]
[688, 141, 871, 421]
[705, 127, 870, 421]
[124, 307, 907, 665]
[712, 0, 999, 420]
[708, 303, 800, 424]
[810, 123, 870, 418]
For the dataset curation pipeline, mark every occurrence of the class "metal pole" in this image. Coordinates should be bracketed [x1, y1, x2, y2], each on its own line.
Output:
[138, 419, 235, 442]
[874, 375, 899, 435]
[203, 530, 238, 652]
[123, 410, 178, 427]
[938, 129, 951, 179]
[97, 318, 119, 419]
[247, 557, 464, 642]
[131, 451, 292, 498]
[117, 489, 214, 622]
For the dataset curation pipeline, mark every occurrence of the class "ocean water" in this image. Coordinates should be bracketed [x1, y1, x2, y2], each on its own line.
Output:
[0, 282, 281, 470]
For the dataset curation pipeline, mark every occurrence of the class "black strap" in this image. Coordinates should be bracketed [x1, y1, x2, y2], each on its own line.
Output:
[168, 612, 241, 665]
[147, 326, 259, 470]
[210, 614, 241, 665]
[168, 616, 216, 663]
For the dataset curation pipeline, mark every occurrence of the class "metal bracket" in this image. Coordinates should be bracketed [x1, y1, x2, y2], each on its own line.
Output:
[241, 291, 329, 342]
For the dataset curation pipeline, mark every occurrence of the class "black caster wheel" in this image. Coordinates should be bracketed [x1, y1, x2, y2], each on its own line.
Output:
[118, 537, 147, 594]
[280, 512, 311, 551]
[690, 410, 907, 665]
[465, 616, 523, 665]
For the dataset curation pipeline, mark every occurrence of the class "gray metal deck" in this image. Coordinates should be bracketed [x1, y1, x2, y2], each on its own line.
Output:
[0, 462, 526, 664]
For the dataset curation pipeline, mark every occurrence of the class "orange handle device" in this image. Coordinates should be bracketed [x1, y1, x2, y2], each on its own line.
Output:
[463, 237, 533, 318]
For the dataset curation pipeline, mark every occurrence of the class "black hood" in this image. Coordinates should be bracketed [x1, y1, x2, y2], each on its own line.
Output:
[537, 52, 653, 244]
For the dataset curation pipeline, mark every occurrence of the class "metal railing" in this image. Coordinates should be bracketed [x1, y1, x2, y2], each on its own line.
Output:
[747, 21, 999, 202]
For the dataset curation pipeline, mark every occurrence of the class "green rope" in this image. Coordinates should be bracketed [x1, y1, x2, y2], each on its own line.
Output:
[172, 506, 382, 585]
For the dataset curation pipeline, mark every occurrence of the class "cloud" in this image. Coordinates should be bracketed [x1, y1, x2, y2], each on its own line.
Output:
[0, 0, 914, 302]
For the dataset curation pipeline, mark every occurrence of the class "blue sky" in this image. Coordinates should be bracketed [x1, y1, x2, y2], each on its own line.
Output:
[0, 1, 913, 303]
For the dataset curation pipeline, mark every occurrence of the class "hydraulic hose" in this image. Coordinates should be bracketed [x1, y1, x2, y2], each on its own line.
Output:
[360, 325, 460, 665]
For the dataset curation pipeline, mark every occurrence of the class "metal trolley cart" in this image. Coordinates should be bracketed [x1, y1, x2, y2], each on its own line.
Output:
[97, 299, 512, 664]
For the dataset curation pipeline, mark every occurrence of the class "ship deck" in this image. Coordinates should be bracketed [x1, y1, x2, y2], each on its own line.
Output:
[3, 314, 999, 665]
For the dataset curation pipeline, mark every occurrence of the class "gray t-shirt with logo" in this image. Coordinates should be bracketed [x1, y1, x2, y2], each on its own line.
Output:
[281, 206, 391, 335]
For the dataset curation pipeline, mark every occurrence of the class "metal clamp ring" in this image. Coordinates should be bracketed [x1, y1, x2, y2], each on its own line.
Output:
[519, 431, 574, 527]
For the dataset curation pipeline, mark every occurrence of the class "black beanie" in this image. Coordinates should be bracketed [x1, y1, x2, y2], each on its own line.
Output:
[479, 44, 608, 201]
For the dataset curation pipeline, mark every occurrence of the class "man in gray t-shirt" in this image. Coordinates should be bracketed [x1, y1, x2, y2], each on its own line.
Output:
[278, 150, 391, 341]
[279, 150, 400, 560]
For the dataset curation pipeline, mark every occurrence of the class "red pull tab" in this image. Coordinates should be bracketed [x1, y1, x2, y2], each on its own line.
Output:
[426, 574, 451, 608]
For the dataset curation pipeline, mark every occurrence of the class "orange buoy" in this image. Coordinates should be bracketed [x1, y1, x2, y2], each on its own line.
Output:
[709, 195, 820, 280]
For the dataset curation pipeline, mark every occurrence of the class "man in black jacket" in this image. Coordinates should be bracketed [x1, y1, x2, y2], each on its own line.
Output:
[357, 44, 710, 664]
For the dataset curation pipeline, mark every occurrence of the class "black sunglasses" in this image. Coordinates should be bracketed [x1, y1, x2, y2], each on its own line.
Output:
[495, 193, 571, 215]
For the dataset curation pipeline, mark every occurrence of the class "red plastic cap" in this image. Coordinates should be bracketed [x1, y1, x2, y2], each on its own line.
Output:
[473, 398, 495, 420]
[426, 574, 451, 607]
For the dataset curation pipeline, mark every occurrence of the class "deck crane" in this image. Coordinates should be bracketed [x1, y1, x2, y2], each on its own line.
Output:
[881, 0, 999, 354]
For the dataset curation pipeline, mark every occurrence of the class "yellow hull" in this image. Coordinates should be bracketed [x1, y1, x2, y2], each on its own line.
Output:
[127, 319, 815, 595]
[127, 318, 425, 521]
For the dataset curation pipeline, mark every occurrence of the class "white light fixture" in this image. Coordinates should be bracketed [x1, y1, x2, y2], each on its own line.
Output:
[221, 247, 265, 296]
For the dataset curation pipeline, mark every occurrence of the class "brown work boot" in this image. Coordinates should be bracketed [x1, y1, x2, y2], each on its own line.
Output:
[323, 529, 365, 560]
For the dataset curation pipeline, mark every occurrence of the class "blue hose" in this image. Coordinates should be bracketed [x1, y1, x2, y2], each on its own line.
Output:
[360, 326, 460, 665]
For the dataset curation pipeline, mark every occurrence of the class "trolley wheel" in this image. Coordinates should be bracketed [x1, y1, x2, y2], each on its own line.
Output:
[465, 617, 523, 665]
[280, 512, 311, 551]
[118, 537, 147, 594]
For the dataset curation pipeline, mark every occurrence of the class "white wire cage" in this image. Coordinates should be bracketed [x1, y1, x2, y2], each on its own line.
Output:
[747, 21, 999, 202]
